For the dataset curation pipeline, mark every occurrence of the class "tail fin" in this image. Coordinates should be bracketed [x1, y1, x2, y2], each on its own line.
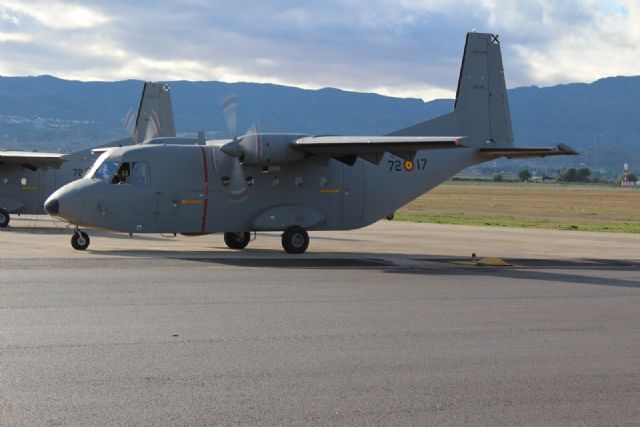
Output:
[132, 82, 176, 143]
[389, 32, 514, 148]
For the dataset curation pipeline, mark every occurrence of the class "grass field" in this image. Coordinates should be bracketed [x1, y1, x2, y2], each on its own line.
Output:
[397, 182, 640, 233]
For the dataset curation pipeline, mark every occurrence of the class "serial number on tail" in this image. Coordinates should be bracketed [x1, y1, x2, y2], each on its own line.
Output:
[388, 158, 427, 172]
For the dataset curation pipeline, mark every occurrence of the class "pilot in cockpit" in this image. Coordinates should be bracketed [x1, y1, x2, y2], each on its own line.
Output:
[112, 162, 130, 184]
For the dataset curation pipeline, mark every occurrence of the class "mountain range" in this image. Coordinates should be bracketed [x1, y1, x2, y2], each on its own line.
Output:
[1, 75, 638, 177]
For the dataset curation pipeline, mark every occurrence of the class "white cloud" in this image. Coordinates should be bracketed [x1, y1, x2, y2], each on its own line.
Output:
[1, 9, 20, 26]
[3, 1, 110, 30]
[0, 32, 30, 42]
[0, 0, 638, 100]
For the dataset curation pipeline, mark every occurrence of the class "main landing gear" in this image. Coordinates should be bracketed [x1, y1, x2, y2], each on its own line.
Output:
[281, 226, 309, 254]
[0, 208, 9, 228]
[71, 229, 90, 250]
[224, 232, 251, 250]
[223, 226, 310, 254]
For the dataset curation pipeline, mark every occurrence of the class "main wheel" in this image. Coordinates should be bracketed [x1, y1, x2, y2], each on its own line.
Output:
[281, 226, 309, 254]
[71, 231, 90, 250]
[0, 208, 9, 228]
[224, 231, 251, 250]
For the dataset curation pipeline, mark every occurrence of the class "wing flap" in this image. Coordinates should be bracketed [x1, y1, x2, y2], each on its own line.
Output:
[0, 151, 67, 170]
[295, 136, 465, 164]
[479, 143, 578, 159]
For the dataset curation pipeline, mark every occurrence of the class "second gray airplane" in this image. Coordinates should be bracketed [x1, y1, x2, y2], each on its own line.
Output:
[45, 32, 577, 253]
[0, 82, 176, 228]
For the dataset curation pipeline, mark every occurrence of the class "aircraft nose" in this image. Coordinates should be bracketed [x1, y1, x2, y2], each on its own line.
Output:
[44, 198, 59, 215]
[44, 183, 84, 223]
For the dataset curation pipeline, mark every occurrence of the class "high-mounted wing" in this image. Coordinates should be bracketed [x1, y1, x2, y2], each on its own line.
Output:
[0, 151, 68, 170]
[479, 143, 578, 159]
[295, 136, 464, 165]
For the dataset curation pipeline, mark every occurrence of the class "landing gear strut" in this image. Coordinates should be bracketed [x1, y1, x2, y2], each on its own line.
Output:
[0, 208, 9, 228]
[71, 229, 90, 250]
[281, 226, 309, 254]
[224, 231, 251, 250]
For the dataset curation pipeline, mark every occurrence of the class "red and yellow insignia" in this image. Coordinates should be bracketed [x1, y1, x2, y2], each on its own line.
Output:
[403, 160, 414, 172]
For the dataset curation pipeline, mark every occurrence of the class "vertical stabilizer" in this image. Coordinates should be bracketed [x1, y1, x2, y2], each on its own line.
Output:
[390, 32, 514, 148]
[133, 82, 176, 143]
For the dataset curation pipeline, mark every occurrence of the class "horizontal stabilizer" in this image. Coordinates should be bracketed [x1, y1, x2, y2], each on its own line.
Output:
[295, 136, 464, 165]
[479, 143, 578, 159]
[0, 151, 67, 170]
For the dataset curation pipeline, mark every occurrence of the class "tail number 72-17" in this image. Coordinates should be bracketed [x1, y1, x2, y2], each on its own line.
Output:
[388, 157, 427, 173]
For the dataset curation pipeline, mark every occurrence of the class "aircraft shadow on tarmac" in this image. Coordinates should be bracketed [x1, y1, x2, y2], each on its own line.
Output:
[3, 225, 172, 241]
[85, 248, 640, 289]
[398, 258, 640, 290]
[10, 222, 637, 289]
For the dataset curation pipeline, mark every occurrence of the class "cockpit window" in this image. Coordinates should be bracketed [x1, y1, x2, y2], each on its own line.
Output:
[109, 162, 151, 185]
[131, 162, 151, 185]
[85, 151, 110, 180]
[87, 153, 150, 185]
[92, 161, 120, 182]
[112, 162, 130, 184]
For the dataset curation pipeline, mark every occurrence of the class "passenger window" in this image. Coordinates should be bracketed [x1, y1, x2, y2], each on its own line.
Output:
[131, 162, 151, 185]
[112, 162, 131, 184]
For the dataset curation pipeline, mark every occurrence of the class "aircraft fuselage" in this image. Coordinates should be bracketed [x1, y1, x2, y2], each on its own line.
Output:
[46, 142, 483, 235]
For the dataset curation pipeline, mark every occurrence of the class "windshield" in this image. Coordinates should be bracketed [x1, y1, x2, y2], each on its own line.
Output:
[92, 160, 120, 182]
[84, 151, 110, 179]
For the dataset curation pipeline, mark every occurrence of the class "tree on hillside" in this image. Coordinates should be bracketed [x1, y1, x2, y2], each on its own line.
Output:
[518, 169, 532, 182]
[493, 173, 504, 182]
[576, 168, 591, 182]
[558, 168, 591, 182]
[627, 173, 637, 182]
[557, 168, 577, 182]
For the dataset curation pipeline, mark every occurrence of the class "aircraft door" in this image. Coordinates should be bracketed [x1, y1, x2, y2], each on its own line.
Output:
[153, 158, 205, 234]
[342, 161, 364, 219]
[154, 176, 181, 229]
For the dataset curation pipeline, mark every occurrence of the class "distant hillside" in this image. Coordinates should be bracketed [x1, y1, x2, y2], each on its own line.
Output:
[1, 75, 638, 176]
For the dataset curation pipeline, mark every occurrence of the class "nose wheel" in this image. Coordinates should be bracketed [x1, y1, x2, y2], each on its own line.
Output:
[0, 208, 9, 228]
[71, 230, 90, 250]
[281, 226, 309, 254]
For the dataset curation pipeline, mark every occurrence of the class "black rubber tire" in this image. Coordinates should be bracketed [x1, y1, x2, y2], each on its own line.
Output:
[281, 226, 309, 254]
[71, 231, 90, 250]
[0, 208, 9, 228]
[224, 231, 251, 250]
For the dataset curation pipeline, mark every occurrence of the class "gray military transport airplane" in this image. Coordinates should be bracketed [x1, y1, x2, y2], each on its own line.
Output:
[45, 32, 577, 253]
[0, 82, 176, 228]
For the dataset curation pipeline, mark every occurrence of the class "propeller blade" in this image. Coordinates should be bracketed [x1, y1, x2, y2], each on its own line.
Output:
[144, 110, 160, 142]
[213, 147, 249, 203]
[222, 95, 238, 140]
[228, 158, 248, 203]
[239, 120, 261, 163]
[219, 96, 250, 202]
[123, 107, 134, 133]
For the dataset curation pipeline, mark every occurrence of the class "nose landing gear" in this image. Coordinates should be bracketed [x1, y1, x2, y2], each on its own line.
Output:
[71, 229, 90, 250]
[0, 208, 9, 228]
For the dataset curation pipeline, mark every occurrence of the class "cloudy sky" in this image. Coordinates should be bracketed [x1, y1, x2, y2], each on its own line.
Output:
[1, 0, 638, 100]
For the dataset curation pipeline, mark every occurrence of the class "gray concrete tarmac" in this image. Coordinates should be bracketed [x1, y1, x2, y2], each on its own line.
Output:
[1, 217, 639, 425]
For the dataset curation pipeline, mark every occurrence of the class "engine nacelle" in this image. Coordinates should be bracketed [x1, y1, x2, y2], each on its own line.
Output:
[240, 133, 306, 167]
